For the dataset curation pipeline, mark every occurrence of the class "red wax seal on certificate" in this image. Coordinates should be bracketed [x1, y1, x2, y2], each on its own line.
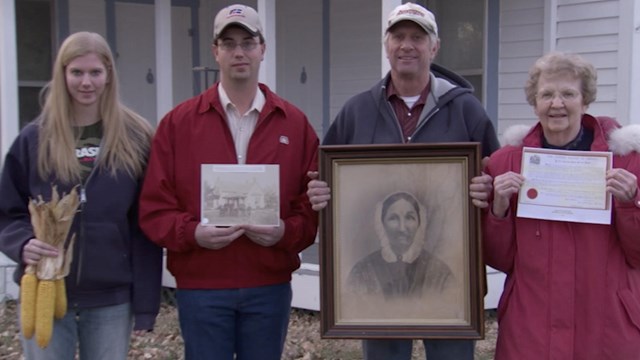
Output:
[527, 188, 538, 199]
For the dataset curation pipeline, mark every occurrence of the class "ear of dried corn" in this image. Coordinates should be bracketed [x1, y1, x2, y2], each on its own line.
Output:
[24, 185, 80, 348]
[20, 266, 38, 339]
[35, 280, 55, 348]
[53, 279, 67, 320]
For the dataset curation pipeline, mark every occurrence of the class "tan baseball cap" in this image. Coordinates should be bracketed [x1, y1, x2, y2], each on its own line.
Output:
[213, 4, 263, 41]
[385, 2, 438, 36]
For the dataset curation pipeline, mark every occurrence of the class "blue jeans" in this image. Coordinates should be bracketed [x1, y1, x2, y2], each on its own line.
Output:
[21, 302, 133, 360]
[176, 282, 292, 360]
[363, 339, 475, 360]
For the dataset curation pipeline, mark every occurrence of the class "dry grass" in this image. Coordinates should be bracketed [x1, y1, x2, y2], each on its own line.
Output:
[0, 298, 496, 360]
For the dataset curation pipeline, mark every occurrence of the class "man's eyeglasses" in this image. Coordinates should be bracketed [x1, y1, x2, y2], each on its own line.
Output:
[217, 40, 259, 52]
[536, 90, 581, 103]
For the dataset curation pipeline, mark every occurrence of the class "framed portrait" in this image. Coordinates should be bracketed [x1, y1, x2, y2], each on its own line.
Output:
[319, 143, 484, 339]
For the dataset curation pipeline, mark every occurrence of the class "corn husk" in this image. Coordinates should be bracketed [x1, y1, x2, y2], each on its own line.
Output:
[28, 185, 79, 280]
[23, 185, 80, 348]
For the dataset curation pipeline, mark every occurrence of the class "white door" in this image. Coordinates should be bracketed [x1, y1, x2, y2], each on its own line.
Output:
[115, 2, 157, 124]
[114, 3, 193, 126]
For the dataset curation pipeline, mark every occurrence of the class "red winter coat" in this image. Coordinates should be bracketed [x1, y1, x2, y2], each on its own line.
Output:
[484, 114, 640, 360]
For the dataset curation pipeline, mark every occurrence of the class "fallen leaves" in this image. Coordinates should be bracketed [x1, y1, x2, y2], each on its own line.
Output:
[0, 299, 497, 359]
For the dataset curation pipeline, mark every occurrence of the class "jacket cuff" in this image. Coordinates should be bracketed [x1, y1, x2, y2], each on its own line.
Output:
[184, 220, 200, 248]
[616, 190, 640, 209]
[133, 312, 157, 331]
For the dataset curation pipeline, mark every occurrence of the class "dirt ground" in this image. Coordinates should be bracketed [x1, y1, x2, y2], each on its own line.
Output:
[0, 299, 497, 359]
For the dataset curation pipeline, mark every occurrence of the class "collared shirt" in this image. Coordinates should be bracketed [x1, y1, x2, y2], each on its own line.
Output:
[386, 81, 430, 142]
[219, 85, 266, 164]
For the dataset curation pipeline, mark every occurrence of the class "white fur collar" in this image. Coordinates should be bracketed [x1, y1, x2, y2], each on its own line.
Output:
[501, 123, 640, 156]
[609, 125, 640, 155]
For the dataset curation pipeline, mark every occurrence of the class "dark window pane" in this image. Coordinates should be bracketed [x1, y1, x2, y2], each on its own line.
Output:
[16, 0, 52, 81]
[464, 75, 483, 102]
[19, 87, 43, 129]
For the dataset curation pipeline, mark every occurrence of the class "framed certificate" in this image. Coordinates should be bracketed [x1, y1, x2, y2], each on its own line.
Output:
[200, 164, 280, 226]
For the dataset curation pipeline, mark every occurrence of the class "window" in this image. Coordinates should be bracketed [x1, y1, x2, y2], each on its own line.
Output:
[16, 0, 53, 128]
[419, 0, 486, 102]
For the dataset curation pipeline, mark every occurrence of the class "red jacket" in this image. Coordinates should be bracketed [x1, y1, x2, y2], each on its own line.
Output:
[139, 83, 319, 289]
[484, 115, 640, 360]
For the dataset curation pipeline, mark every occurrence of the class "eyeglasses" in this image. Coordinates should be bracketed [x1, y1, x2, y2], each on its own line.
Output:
[536, 90, 581, 103]
[217, 40, 260, 52]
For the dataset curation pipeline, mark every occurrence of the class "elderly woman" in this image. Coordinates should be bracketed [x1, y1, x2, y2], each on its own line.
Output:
[472, 52, 640, 359]
[347, 191, 454, 299]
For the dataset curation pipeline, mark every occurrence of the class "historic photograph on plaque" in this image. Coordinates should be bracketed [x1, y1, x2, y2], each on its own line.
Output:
[201, 164, 280, 226]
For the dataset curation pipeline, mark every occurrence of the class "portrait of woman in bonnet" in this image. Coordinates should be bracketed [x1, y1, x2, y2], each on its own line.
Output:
[347, 191, 455, 300]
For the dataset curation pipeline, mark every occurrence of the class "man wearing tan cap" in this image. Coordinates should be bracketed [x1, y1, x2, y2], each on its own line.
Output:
[307, 2, 498, 360]
[139, 4, 319, 360]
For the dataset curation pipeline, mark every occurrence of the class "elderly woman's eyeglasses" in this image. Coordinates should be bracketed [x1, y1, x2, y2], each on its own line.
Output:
[536, 90, 581, 103]
[217, 40, 259, 52]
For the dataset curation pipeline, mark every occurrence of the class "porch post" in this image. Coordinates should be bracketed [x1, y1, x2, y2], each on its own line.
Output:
[257, 0, 276, 89]
[381, 0, 402, 77]
[0, 0, 19, 165]
[155, 0, 173, 121]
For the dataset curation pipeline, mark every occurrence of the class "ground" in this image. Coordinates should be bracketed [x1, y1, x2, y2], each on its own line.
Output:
[0, 299, 497, 359]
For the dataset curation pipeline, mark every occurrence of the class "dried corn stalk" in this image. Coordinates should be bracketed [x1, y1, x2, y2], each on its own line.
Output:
[20, 185, 80, 348]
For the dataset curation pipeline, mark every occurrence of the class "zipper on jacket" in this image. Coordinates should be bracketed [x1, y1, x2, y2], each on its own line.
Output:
[75, 168, 96, 286]
[383, 99, 407, 143]
[409, 107, 440, 142]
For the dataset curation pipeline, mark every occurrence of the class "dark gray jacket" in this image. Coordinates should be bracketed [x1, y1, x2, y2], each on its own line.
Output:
[323, 63, 499, 157]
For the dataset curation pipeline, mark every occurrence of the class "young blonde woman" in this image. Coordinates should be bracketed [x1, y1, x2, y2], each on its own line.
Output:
[0, 31, 162, 360]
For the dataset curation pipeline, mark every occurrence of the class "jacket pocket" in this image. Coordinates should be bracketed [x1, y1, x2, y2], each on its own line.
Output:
[618, 288, 640, 331]
[76, 222, 131, 289]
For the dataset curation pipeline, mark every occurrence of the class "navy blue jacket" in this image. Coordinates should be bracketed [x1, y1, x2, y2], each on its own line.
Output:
[0, 122, 162, 330]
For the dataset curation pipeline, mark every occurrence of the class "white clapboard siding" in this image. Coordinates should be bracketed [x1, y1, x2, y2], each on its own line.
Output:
[498, 0, 545, 136]
[554, 0, 623, 120]
[557, 34, 618, 53]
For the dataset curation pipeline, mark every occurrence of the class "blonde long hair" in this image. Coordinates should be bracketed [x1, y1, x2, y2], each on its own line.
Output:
[37, 31, 154, 183]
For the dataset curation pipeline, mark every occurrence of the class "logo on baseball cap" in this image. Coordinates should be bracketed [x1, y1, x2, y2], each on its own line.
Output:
[213, 4, 263, 41]
[386, 2, 438, 36]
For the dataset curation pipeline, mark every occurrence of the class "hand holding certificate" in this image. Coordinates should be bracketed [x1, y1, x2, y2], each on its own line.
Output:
[517, 147, 613, 224]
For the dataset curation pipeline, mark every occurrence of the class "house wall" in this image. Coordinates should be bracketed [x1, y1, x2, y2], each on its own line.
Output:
[328, 0, 381, 126]
[68, 0, 106, 35]
[497, 0, 634, 138]
[554, 0, 621, 119]
[275, 0, 324, 136]
[498, 0, 545, 135]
